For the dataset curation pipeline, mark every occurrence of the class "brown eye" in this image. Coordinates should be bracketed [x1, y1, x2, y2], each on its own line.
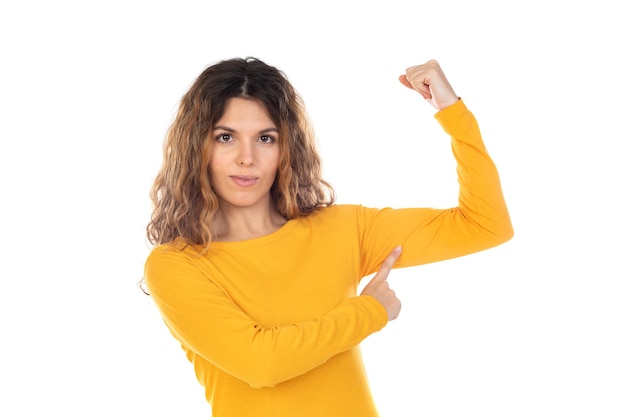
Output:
[259, 135, 275, 144]
[216, 133, 233, 142]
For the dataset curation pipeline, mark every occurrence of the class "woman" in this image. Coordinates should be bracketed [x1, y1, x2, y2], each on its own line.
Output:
[144, 57, 513, 416]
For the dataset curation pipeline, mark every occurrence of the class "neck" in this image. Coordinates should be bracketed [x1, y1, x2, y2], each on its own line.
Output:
[212, 202, 287, 242]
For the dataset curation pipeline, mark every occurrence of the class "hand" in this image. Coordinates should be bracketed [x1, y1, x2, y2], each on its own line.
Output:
[360, 246, 402, 321]
[399, 59, 459, 111]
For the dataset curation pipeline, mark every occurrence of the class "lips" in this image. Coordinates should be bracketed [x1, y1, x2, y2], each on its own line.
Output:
[230, 175, 259, 187]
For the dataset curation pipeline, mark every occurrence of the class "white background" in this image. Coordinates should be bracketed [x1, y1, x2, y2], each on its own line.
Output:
[1, 1, 624, 416]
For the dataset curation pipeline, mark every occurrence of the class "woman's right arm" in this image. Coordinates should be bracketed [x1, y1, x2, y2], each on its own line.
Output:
[144, 245, 396, 389]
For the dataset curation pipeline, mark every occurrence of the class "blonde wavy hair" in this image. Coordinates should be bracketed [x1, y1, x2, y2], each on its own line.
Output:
[146, 57, 335, 250]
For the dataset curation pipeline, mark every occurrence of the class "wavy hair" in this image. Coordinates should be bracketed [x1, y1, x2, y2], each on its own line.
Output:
[146, 57, 335, 250]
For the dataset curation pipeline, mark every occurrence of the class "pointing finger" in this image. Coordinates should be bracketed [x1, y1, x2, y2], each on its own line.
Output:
[375, 246, 402, 281]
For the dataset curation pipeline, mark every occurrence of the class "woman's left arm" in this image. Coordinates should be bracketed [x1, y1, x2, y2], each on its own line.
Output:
[360, 60, 513, 274]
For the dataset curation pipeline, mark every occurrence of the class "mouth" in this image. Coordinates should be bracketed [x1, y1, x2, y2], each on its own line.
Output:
[230, 175, 259, 187]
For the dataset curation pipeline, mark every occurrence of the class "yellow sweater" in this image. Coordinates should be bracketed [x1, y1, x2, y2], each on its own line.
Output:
[144, 99, 513, 416]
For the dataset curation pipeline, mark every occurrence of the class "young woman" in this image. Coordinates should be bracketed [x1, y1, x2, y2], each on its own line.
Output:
[144, 57, 513, 416]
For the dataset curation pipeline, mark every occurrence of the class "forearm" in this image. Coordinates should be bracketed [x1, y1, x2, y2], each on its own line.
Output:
[146, 246, 388, 388]
[219, 295, 387, 388]
[436, 99, 514, 245]
[161, 294, 386, 388]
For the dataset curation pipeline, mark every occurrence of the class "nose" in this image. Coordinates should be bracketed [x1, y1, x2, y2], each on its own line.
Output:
[237, 141, 254, 167]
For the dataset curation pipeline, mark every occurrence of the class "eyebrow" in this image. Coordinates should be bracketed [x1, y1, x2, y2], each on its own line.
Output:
[213, 125, 279, 134]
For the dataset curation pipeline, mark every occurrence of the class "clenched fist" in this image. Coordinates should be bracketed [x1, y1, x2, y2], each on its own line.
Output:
[399, 59, 459, 111]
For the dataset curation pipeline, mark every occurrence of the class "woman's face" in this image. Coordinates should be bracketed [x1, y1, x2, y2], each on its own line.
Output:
[208, 97, 281, 213]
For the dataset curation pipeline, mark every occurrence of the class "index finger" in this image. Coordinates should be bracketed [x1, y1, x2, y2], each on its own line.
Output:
[376, 245, 403, 279]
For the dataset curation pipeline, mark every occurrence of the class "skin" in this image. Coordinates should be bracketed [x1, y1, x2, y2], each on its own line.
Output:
[208, 60, 458, 321]
[208, 97, 287, 242]
[398, 59, 459, 111]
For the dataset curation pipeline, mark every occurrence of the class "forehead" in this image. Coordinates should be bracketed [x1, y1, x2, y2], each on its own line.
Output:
[216, 97, 276, 127]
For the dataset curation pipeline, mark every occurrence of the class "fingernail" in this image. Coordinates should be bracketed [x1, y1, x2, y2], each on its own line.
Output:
[394, 245, 402, 253]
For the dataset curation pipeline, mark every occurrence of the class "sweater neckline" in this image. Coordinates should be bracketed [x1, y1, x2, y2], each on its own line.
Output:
[208, 218, 298, 250]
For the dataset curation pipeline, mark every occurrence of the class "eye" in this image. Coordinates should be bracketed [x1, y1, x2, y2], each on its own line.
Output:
[216, 133, 233, 143]
[259, 135, 276, 144]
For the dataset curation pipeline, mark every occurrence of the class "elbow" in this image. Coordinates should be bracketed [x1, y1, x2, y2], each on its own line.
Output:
[237, 327, 303, 389]
[245, 363, 283, 389]
[240, 347, 288, 389]
[490, 217, 514, 247]
[470, 214, 514, 252]
[248, 378, 278, 390]
[500, 214, 515, 243]
[503, 223, 514, 243]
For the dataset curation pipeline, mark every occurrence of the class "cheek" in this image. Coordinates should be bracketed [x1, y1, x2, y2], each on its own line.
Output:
[271, 148, 282, 172]
[207, 151, 225, 173]
[207, 159, 223, 184]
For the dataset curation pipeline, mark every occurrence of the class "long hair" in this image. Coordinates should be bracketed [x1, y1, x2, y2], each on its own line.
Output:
[146, 57, 335, 250]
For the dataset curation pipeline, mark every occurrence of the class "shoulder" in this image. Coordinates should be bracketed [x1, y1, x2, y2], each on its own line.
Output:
[297, 204, 388, 234]
[145, 240, 204, 275]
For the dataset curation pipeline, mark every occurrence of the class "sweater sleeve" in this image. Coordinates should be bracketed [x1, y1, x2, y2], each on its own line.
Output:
[144, 245, 388, 389]
[358, 99, 513, 276]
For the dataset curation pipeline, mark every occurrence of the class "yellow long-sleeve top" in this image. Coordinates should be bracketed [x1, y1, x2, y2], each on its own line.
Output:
[144, 99, 513, 417]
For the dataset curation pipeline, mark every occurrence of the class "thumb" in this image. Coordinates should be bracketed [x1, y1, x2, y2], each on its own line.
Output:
[398, 75, 413, 90]
[398, 75, 431, 100]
